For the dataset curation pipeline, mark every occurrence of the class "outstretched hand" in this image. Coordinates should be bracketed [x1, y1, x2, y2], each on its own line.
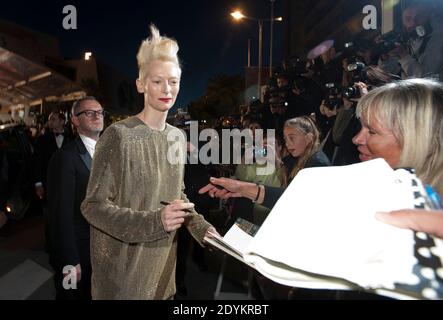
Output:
[198, 177, 244, 199]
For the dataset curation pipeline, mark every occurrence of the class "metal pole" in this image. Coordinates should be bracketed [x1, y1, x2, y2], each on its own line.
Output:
[258, 19, 263, 100]
[248, 39, 251, 67]
[270, 0, 275, 78]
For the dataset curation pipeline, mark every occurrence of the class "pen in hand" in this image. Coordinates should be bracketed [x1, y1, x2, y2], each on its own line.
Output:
[160, 201, 193, 214]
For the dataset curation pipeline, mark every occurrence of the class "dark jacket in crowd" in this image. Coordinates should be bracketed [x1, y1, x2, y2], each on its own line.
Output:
[333, 112, 361, 166]
[33, 131, 71, 188]
[46, 137, 92, 300]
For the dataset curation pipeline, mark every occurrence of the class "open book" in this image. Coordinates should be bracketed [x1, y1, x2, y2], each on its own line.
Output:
[204, 159, 443, 300]
[205, 218, 258, 263]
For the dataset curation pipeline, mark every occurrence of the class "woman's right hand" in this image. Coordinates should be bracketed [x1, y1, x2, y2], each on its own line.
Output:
[160, 200, 194, 232]
[199, 177, 245, 199]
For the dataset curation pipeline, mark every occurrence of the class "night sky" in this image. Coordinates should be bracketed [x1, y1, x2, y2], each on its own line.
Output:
[1, 0, 285, 109]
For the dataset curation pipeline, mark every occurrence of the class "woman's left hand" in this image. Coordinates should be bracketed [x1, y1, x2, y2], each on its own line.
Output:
[205, 226, 220, 239]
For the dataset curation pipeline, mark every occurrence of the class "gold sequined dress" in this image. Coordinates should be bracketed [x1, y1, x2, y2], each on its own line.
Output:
[81, 116, 211, 299]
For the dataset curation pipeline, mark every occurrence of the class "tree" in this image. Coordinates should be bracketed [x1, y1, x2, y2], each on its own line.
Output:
[188, 74, 245, 120]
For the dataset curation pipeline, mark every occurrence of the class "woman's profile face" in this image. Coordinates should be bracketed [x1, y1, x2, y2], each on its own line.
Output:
[137, 60, 181, 112]
[283, 127, 311, 158]
[352, 112, 402, 168]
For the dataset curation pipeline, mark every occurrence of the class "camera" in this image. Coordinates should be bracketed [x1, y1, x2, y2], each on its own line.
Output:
[325, 82, 340, 95]
[268, 86, 290, 108]
[324, 82, 341, 110]
[342, 86, 360, 100]
[292, 75, 312, 95]
[347, 61, 367, 81]
[254, 146, 268, 158]
[286, 56, 309, 76]
[343, 41, 360, 64]
[371, 31, 407, 61]
[342, 61, 369, 99]
[324, 97, 341, 110]
[268, 95, 288, 113]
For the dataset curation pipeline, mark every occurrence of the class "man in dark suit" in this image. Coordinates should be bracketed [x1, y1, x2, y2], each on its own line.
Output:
[33, 111, 72, 252]
[175, 135, 214, 299]
[46, 96, 104, 300]
[34, 111, 71, 200]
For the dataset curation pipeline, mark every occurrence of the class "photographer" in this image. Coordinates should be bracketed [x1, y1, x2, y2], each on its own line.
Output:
[318, 82, 341, 160]
[262, 74, 293, 139]
[275, 72, 299, 119]
[265, 95, 288, 139]
[282, 57, 324, 119]
[317, 41, 344, 87]
[291, 75, 322, 117]
[390, 2, 443, 80]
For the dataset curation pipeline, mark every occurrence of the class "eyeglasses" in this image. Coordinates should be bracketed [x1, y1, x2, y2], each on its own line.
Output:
[75, 110, 107, 118]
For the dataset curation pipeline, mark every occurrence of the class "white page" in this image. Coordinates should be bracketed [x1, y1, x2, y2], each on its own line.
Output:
[223, 224, 254, 256]
[245, 254, 352, 290]
[244, 159, 417, 289]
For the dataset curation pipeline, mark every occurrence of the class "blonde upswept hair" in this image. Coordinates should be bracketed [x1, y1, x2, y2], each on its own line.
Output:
[356, 78, 443, 195]
[283, 116, 321, 185]
[136, 24, 181, 81]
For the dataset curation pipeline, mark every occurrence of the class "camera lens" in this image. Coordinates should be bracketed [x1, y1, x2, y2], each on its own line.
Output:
[254, 147, 267, 158]
[342, 86, 360, 99]
[325, 97, 340, 110]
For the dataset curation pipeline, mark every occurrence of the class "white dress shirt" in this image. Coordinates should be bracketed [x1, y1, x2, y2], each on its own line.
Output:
[55, 134, 64, 149]
[79, 134, 97, 158]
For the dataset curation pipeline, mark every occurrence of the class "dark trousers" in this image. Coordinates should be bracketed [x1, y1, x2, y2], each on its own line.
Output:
[176, 228, 191, 297]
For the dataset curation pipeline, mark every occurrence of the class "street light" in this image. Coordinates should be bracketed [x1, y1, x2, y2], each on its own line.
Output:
[230, 11, 245, 20]
[231, 9, 283, 100]
[270, 0, 276, 78]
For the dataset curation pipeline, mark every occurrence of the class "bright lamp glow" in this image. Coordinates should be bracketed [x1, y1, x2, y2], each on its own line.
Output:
[84, 52, 92, 61]
[231, 11, 245, 20]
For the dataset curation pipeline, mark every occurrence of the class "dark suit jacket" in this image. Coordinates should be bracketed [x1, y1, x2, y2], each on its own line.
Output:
[333, 112, 361, 166]
[46, 137, 92, 272]
[33, 131, 71, 187]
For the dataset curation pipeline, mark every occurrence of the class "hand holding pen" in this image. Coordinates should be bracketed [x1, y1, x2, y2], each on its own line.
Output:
[160, 200, 193, 232]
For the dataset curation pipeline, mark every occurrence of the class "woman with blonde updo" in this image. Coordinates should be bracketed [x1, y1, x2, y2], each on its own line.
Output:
[81, 24, 217, 300]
